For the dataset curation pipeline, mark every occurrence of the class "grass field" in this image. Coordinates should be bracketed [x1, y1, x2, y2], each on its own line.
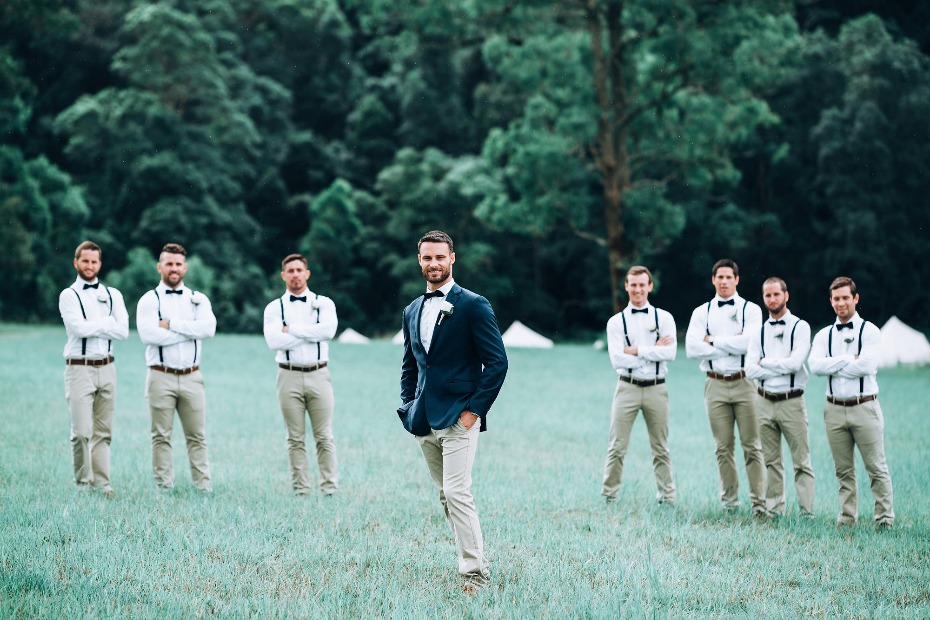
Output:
[2, 324, 929, 618]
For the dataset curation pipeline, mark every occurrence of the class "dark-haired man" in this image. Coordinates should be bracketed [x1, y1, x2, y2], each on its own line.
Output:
[601, 266, 677, 505]
[745, 277, 814, 517]
[263, 253, 339, 495]
[398, 230, 508, 593]
[809, 277, 894, 529]
[686, 259, 765, 515]
[59, 241, 129, 496]
[137, 243, 217, 493]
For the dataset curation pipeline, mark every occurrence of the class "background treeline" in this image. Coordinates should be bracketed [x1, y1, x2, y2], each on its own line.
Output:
[2, 0, 929, 338]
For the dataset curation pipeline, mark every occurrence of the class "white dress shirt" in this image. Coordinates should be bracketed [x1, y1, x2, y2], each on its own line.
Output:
[606, 303, 677, 380]
[745, 309, 811, 392]
[59, 278, 129, 358]
[686, 293, 763, 374]
[137, 283, 217, 369]
[809, 312, 880, 397]
[420, 279, 455, 353]
[263, 289, 337, 364]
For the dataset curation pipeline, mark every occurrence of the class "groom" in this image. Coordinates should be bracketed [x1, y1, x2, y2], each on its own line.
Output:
[398, 230, 508, 592]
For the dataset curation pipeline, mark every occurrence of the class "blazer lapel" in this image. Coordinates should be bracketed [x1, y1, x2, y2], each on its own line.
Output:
[412, 296, 427, 354]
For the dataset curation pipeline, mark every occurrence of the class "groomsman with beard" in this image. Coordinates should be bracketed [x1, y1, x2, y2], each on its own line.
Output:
[398, 230, 508, 593]
[59, 241, 129, 496]
[745, 277, 815, 518]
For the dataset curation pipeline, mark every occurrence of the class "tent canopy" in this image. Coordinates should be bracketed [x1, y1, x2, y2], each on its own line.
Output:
[337, 328, 370, 344]
[501, 321, 554, 348]
[879, 316, 930, 367]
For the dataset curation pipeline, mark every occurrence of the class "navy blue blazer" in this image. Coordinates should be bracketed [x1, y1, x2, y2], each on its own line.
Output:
[398, 283, 508, 436]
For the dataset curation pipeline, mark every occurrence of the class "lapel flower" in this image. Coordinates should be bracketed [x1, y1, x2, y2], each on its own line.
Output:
[96, 291, 109, 303]
[729, 312, 738, 322]
[844, 337, 855, 344]
[309, 297, 321, 310]
[773, 330, 785, 341]
[438, 301, 454, 325]
[189, 291, 201, 305]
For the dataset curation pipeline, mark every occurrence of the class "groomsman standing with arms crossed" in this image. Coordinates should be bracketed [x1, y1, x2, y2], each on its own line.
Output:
[601, 266, 677, 505]
[745, 277, 815, 518]
[59, 241, 129, 496]
[686, 259, 765, 515]
[263, 253, 339, 496]
[137, 243, 217, 494]
[398, 230, 508, 593]
[809, 277, 894, 529]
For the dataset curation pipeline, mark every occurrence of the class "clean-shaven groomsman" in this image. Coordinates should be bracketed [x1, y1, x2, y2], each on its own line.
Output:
[602, 266, 677, 505]
[745, 277, 815, 517]
[398, 230, 508, 593]
[686, 259, 765, 515]
[137, 243, 217, 493]
[58, 241, 129, 496]
[809, 277, 894, 529]
[263, 253, 339, 495]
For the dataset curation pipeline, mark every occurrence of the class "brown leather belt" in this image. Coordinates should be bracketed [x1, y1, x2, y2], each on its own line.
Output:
[66, 356, 114, 367]
[707, 370, 746, 381]
[757, 388, 804, 402]
[150, 365, 199, 375]
[827, 394, 877, 407]
[279, 361, 328, 372]
[619, 376, 666, 387]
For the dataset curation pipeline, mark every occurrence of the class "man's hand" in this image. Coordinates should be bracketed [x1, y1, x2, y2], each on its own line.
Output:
[623, 345, 638, 355]
[704, 335, 713, 344]
[158, 319, 170, 330]
[460, 410, 479, 429]
[282, 326, 289, 333]
[657, 335, 674, 346]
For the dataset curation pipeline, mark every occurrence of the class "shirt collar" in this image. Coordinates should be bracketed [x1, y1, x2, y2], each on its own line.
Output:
[768, 309, 793, 322]
[285, 288, 310, 298]
[713, 292, 742, 303]
[73, 277, 99, 288]
[836, 312, 860, 328]
[425, 279, 455, 297]
[624, 302, 653, 313]
[157, 282, 187, 294]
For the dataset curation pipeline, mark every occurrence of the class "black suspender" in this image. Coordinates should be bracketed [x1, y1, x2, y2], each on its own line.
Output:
[153, 290, 164, 363]
[71, 288, 87, 356]
[828, 321, 868, 395]
[281, 293, 323, 362]
[706, 299, 748, 369]
[621, 307, 662, 376]
[788, 320, 799, 388]
[740, 301, 747, 368]
[620, 312, 633, 374]
[705, 301, 713, 371]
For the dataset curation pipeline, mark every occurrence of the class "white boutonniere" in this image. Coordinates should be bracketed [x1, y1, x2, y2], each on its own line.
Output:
[309, 298, 321, 310]
[648, 325, 658, 334]
[774, 330, 785, 341]
[190, 291, 202, 305]
[438, 301, 454, 325]
[96, 291, 109, 303]
[730, 312, 738, 322]
[844, 336, 855, 344]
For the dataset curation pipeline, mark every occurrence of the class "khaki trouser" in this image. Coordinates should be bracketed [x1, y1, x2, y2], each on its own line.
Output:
[756, 393, 815, 515]
[416, 420, 488, 585]
[705, 377, 765, 511]
[602, 380, 676, 502]
[276, 367, 338, 494]
[146, 369, 212, 491]
[824, 399, 894, 525]
[64, 363, 116, 489]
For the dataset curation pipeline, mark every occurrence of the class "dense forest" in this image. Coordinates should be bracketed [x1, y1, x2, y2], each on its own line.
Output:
[2, 0, 929, 338]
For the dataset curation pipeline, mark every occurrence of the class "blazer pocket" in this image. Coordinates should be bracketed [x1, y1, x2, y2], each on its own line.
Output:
[446, 381, 477, 394]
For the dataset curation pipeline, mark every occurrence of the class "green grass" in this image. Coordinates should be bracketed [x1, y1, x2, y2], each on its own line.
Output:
[1, 324, 929, 618]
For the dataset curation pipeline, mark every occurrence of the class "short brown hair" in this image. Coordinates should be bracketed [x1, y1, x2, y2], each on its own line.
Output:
[829, 276, 857, 296]
[160, 243, 187, 257]
[281, 253, 308, 270]
[762, 277, 787, 292]
[74, 241, 101, 260]
[712, 258, 739, 277]
[418, 230, 454, 253]
[626, 265, 653, 284]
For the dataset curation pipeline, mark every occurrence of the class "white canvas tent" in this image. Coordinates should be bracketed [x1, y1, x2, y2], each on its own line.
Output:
[391, 329, 405, 345]
[337, 328, 370, 344]
[501, 321, 554, 349]
[879, 316, 930, 367]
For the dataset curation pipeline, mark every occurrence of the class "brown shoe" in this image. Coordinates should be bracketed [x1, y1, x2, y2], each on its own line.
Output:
[100, 486, 116, 499]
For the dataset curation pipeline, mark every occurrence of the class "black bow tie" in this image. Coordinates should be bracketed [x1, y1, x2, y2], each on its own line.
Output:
[717, 299, 735, 307]
[423, 290, 445, 299]
[631, 307, 648, 314]
[769, 319, 786, 326]
[83, 282, 99, 290]
[290, 295, 306, 302]
[165, 289, 183, 295]
[836, 322, 854, 330]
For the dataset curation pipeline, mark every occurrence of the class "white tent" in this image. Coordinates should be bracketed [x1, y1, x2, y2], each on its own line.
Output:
[391, 329, 405, 345]
[337, 328, 370, 344]
[879, 316, 930, 367]
[501, 320, 554, 349]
